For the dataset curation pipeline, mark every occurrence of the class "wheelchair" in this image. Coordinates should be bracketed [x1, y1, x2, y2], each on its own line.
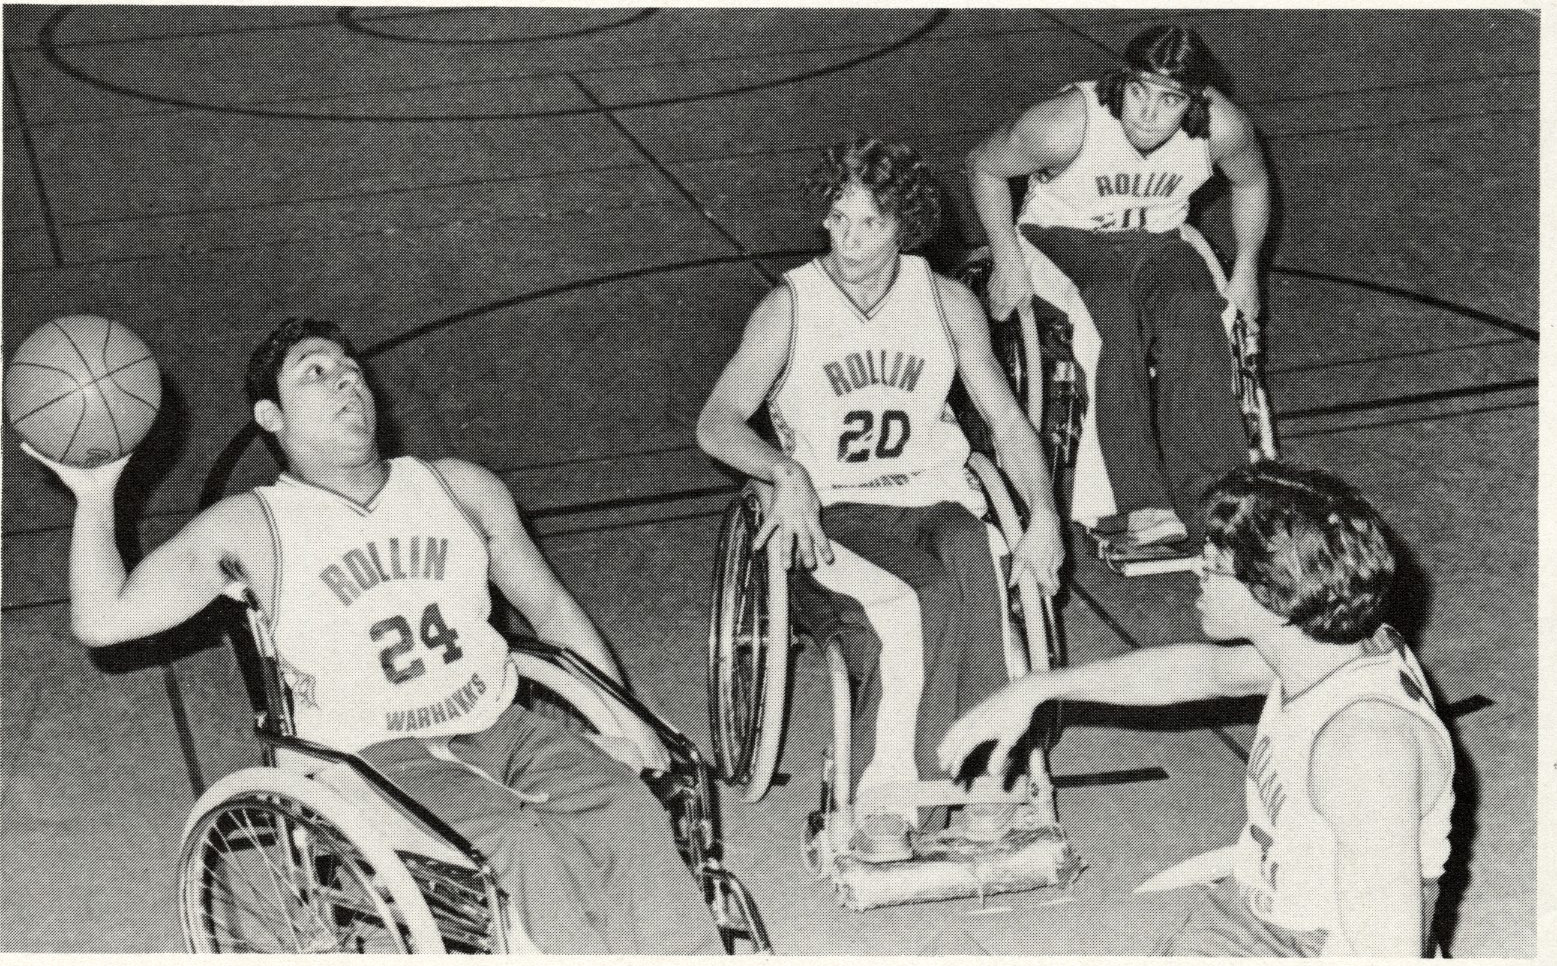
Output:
[706, 450, 1077, 910]
[178, 573, 771, 954]
[955, 224, 1278, 574]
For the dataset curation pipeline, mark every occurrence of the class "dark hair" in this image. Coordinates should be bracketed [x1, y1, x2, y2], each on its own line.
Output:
[1203, 462, 1395, 644]
[806, 137, 943, 252]
[1097, 25, 1215, 139]
[246, 317, 357, 409]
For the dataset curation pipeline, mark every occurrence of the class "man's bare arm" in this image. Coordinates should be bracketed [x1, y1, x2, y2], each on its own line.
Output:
[1312, 701, 1437, 957]
[1208, 92, 1271, 319]
[696, 285, 796, 481]
[436, 458, 622, 682]
[696, 286, 832, 570]
[69, 484, 263, 646]
[939, 276, 1057, 519]
[966, 88, 1086, 291]
[940, 643, 1275, 778]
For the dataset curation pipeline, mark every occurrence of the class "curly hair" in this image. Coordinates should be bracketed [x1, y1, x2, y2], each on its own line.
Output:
[806, 137, 944, 252]
[1202, 461, 1396, 644]
[246, 317, 357, 409]
[1097, 25, 1216, 140]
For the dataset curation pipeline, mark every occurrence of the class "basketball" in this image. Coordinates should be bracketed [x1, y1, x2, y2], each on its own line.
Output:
[5, 315, 162, 468]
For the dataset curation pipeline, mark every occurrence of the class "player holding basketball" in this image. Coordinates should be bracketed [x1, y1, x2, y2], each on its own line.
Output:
[939, 462, 1453, 957]
[967, 24, 1271, 549]
[23, 318, 722, 955]
[698, 138, 1065, 852]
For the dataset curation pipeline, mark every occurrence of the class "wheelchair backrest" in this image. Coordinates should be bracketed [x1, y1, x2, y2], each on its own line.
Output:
[218, 577, 333, 774]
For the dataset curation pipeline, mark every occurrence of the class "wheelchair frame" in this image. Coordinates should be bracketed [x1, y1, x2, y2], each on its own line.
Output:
[179, 578, 771, 954]
[706, 452, 1066, 856]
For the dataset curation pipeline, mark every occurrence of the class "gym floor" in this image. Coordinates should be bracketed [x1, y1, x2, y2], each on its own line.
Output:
[1, 5, 1541, 956]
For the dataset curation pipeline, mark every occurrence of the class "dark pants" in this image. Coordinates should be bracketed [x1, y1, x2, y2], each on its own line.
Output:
[793, 501, 1007, 797]
[1022, 225, 1247, 533]
[359, 706, 723, 955]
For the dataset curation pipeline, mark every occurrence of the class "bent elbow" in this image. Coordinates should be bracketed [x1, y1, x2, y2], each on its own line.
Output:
[965, 144, 991, 179]
[71, 618, 119, 649]
[695, 405, 727, 460]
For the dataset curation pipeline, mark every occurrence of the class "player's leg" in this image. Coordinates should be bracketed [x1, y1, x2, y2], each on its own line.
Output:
[1160, 878, 1325, 957]
[805, 505, 926, 794]
[805, 503, 962, 825]
[360, 708, 723, 955]
[454, 705, 725, 955]
[791, 572, 887, 785]
[913, 500, 1050, 837]
[355, 730, 609, 953]
[1023, 226, 1176, 530]
[1136, 241, 1248, 537]
[910, 501, 1006, 773]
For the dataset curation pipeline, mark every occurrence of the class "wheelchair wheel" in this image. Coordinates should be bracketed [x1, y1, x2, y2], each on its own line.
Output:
[707, 488, 791, 802]
[181, 768, 446, 954]
[954, 246, 1044, 432]
[967, 453, 1065, 750]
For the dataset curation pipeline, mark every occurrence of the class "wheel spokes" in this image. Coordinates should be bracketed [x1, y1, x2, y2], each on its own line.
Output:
[186, 797, 411, 954]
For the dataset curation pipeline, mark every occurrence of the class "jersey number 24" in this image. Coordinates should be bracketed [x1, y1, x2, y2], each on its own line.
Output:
[376, 603, 464, 684]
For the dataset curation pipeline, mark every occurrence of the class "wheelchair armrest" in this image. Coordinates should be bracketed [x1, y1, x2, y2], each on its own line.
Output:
[264, 731, 486, 868]
[505, 636, 688, 772]
[742, 478, 776, 514]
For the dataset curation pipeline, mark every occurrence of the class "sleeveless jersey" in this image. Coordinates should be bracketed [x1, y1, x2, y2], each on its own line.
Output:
[768, 255, 980, 511]
[1017, 81, 1213, 233]
[1231, 626, 1454, 936]
[254, 457, 517, 753]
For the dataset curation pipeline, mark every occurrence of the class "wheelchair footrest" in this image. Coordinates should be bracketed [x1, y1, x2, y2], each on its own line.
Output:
[1088, 529, 1199, 577]
[824, 825, 1083, 912]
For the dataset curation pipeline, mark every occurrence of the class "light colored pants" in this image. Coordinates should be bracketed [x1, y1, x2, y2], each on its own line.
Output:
[360, 704, 723, 955]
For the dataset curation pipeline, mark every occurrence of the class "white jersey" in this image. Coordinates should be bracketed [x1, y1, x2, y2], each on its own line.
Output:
[1018, 81, 1213, 233]
[254, 456, 517, 753]
[768, 255, 980, 511]
[1231, 626, 1454, 936]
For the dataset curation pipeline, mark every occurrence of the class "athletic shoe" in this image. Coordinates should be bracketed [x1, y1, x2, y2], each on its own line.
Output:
[959, 801, 1053, 843]
[1122, 508, 1189, 547]
[851, 812, 914, 864]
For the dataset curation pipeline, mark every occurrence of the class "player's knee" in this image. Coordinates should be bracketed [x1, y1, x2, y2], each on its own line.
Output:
[1139, 249, 1217, 309]
[926, 505, 998, 578]
[912, 566, 959, 608]
[927, 501, 983, 537]
[1153, 240, 1217, 280]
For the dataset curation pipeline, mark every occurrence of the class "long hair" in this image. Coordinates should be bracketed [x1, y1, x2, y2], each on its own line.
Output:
[1097, 25, 1216, 139]
[1203, 462, 1396, 644]
[806, 137, 944, 253]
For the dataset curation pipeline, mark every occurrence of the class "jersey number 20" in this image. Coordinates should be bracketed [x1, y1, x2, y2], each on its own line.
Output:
[838, 409, 910, 463]
[376, 603, 464, 685]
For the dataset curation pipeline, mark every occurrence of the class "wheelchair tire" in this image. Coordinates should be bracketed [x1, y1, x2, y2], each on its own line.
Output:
[954, 246, 1043, 433]
[180, 768, 446, 954]
[967, 453, 1065, 750]
[707, 489, 790, 802]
